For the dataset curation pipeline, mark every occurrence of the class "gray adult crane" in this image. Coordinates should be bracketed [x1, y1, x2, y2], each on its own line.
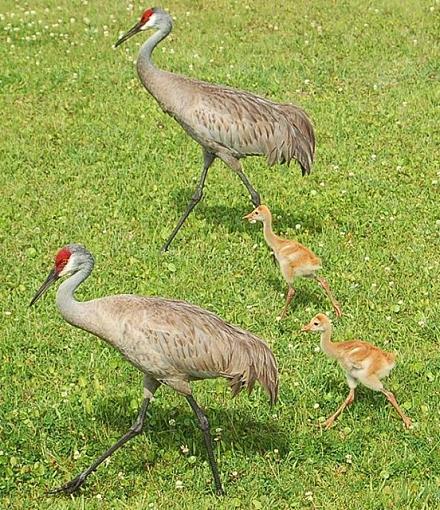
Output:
[115, 7, 315, 251]
[30, 244, 279, 496]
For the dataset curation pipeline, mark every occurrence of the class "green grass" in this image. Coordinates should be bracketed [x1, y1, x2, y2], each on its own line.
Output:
[1, 0, 439, 508]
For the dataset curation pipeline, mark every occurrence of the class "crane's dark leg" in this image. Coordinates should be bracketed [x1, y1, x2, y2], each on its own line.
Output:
[162, 150, 215, 252]
[186, 395, 224, 496]
[50, 376, 160, 495]
[219, 153, 261, 207]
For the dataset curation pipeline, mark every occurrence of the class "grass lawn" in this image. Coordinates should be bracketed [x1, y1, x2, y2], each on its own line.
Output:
[1, 0, 439, 508]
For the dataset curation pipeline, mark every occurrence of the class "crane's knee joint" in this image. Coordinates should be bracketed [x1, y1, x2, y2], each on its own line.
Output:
[130, 419, 144, 435]
[191, 189, 203, 203]
[198, 414, 210, 432]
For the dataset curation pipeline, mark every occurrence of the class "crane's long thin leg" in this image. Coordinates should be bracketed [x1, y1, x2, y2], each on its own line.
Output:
[162, 150, 215, 252]
[323, 388, 355, 429]
[279, 286, 295, 319]
[50, 376, 160, 495]
[49, 398, 151, 495]
[381, 389, 412, 429]
[186, 395, 224, 496]
[219, 153, 261, 207]
[315, 276, 342, 318]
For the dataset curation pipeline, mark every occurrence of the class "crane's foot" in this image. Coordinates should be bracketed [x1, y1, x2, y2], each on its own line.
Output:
[48, 473, 86, 495]
[215, 485, 226, 496]
[403, 417, 413, 429]
[161, 240, 171, 253]
[277, 310, 287, 321]
[322, 417, 336, 430]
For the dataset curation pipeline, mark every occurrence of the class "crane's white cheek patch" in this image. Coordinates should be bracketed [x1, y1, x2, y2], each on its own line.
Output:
[58, 257, 75, 277]
[249, 219, 256, 224]
[141, 14, 157, 30]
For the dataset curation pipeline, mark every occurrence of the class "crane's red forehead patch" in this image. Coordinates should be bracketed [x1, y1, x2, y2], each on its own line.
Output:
[140, 8, 154, 23]
[55, 247, 71, 270]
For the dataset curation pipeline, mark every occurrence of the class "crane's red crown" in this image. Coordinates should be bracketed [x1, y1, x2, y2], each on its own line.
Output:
[140, 8, 154, 24]
[55, 247, 71, 272]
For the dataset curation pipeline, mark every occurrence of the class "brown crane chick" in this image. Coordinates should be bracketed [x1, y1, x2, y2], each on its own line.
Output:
[244, 205, 341, 319]
[302, 313, 412, 429]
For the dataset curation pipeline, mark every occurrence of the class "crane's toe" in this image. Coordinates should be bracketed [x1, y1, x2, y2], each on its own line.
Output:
[216, 485, 226, 496]
[323, 418, 336, 430]
[49, 474, 86, 495]
[403, 417, 413, 429]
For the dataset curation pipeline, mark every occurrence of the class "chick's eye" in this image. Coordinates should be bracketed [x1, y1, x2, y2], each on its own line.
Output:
[313, 322, 319, 326]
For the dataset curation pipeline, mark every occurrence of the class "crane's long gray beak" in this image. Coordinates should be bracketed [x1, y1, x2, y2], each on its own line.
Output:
[114, 22, 143, 47]
[30, 269, 59, 306]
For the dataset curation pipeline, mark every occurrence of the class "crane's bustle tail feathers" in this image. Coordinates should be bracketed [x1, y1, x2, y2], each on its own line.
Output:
[222, 333, 279, 406]
[268, 105, 315, 175]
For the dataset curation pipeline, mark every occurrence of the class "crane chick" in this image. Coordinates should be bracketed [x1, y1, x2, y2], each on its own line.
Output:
[30, 244, 279, 496]
[302, 313, 412, 429]
[244, 205, 342, 319]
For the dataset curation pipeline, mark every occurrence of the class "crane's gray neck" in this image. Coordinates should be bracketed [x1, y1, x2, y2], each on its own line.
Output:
[56, 263, 93, 328]
[137, 22, 172, 77]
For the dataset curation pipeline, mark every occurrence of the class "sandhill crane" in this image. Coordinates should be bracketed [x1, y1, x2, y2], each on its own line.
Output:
[115, 7, 315, 251]
[301, 314, 412, 429]
[30, 244, 279, 495]
[244, 205, 341, 319]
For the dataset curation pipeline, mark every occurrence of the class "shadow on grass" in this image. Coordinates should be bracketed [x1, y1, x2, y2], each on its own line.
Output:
[167, 187, 323, 235]
[92, 394, 292, 458]
[266, 276, 334, 315]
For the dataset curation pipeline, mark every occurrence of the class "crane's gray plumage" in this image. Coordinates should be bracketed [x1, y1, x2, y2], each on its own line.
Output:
[89, 296, 279, 403]
[115, 7, 315, 251]
[30, 244, 279, 495]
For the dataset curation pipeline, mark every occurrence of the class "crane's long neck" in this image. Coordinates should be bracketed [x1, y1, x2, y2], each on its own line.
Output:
[262, 213, 280, 250]
[56, 263, 93, 330]
[320, 326, 339, 358]
[137, 23, 172, 88]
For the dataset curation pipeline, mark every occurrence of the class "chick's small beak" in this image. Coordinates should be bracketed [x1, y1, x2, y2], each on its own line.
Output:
[114, 21, 143, 48]
[243, 212, 254, 221]
[301, 324, 311, 332]
[30, 268, 59, 307]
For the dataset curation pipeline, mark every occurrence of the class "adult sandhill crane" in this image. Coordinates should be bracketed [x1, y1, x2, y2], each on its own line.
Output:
[302, 314, 412, 429]
[30, 244, 279, 496]
[115, 7, 315, 251]
[244, 205, 341, 319]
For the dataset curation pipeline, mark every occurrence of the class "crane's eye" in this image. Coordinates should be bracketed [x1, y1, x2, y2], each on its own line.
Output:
[313, 322, 319, 326]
